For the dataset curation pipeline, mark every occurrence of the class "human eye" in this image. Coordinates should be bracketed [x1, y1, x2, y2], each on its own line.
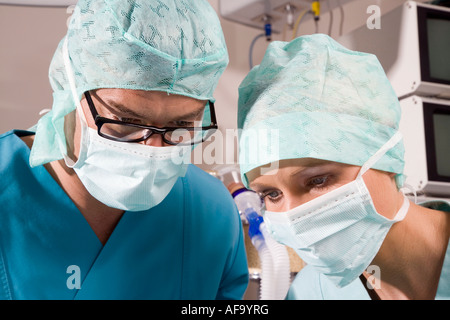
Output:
[306, 175, 332, 191]
[170, 120, 195, 127]
[259, 189, 283, 204]
[116, 116, 144, 125]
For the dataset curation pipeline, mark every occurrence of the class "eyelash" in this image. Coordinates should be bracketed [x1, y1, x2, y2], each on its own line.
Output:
[112, 115, 196, 128]
[306, 175, 331, 190]
[112, 115, 143, 124]
[170, 120, 196, 127]
[259, 190, 282, 203]
[259, 175, 332, 204]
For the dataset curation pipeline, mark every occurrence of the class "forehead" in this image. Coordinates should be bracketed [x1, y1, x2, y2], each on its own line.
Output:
[95, 88, 205, 106]
[92, 88, 207, 121]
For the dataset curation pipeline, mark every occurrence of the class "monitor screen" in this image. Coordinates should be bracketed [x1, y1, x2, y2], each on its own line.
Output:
[433, 113, 450, 177]
[418, 6, 450, 85]
[424, 102, 450, 183]
[427, 18, 450, 82]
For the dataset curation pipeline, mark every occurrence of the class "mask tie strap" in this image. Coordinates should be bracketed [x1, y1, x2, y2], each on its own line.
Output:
[62, 37, 90, 127]
[62, 37, 88, 168]
[392, 194, 410, 222]
[357, 131, 403, 179]
[62, 37, 83, 111]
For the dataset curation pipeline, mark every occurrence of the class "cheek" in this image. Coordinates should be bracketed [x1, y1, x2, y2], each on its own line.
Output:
[362, 171, 399, 219]
[265, 178, 353, 212]
[264, 192, 318, 212]
[80, 99, 96, 128]
[285, 191, 330, 210]
[73, 113, 82, 160]
[64, 110, 82, 162]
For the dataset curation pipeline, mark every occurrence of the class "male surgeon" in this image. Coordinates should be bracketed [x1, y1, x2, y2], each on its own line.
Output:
[0, 0, 248, 299]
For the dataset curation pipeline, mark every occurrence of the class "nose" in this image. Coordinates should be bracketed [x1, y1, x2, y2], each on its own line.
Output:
[284, 194, 313, 211]
[141, 133, 165, 147]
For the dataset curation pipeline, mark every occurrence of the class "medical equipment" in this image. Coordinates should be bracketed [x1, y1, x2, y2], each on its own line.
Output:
[219, 0, 349, 34]
[399, 96, 450, 197]
[338, 1, 450, 99]
[337, 1, 450, 199]
[248, 21, 273, 69]
[215, 165, 291, 300]
[221, 0, 347, 69]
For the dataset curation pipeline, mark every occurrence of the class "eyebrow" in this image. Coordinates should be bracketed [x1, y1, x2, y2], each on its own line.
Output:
[248, 182, 273, 191]
[293, 158, 334, 168]
[249, 159, 339, 190]
[171, 106, 205, 121]
[105, 100, 144, 119]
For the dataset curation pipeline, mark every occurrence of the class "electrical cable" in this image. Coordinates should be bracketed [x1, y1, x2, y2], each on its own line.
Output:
[326, 0, 333, 36]
[249, 20, 272, 69]
[292, 9, 312, 40]
[249, 33, 265, 69]
[336, 0, 345, 36]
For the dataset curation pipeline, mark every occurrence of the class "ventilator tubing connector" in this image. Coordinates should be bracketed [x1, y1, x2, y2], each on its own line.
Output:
[215, 165, 291, 300]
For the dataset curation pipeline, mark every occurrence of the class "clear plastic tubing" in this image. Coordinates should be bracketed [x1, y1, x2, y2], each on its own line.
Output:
[233, 189, 291, 300]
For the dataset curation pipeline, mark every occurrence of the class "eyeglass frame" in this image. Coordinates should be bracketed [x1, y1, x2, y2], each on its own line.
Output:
[83, 91, 218, 146]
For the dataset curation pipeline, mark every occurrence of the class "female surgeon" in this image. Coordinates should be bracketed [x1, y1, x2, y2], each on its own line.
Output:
[237, 34, 450, 300]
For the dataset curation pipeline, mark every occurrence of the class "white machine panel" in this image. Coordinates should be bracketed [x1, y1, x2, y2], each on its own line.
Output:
[338, 1, 450, 99]
[399, 95, 450, 197]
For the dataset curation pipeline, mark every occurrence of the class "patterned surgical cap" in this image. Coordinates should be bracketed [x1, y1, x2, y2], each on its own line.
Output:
[238, 34, 404, 187]
[30, 0, 228, 167]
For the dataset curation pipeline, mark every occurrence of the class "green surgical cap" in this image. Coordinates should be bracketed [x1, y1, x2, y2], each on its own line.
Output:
[30, 0, 228, 167]
[238, 34, 405, 187]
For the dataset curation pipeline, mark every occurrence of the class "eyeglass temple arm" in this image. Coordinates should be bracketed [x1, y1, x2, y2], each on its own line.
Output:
[84, 91, 100, 120]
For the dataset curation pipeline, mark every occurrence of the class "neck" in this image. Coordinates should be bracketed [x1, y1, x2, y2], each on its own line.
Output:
[45, 159, 124, 245]
[367, 201, 449, 299]
[22, 134, 124, 245]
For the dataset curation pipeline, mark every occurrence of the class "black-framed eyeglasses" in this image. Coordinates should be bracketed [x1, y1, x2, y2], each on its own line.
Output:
[84, 91, 218, 146]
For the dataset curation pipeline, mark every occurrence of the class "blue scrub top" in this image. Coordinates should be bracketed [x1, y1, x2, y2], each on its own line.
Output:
[0, 130, 249, 299]
[286, 200, 450, 300]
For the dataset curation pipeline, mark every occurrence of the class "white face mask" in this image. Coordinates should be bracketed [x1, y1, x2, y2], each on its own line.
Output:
[62, 38, 191, 212]
[65, 107, 190, 211]
[263, 131, 409, 288]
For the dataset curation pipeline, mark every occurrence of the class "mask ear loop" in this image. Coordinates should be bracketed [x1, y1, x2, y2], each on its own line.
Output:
[356, 131, 403, 179]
